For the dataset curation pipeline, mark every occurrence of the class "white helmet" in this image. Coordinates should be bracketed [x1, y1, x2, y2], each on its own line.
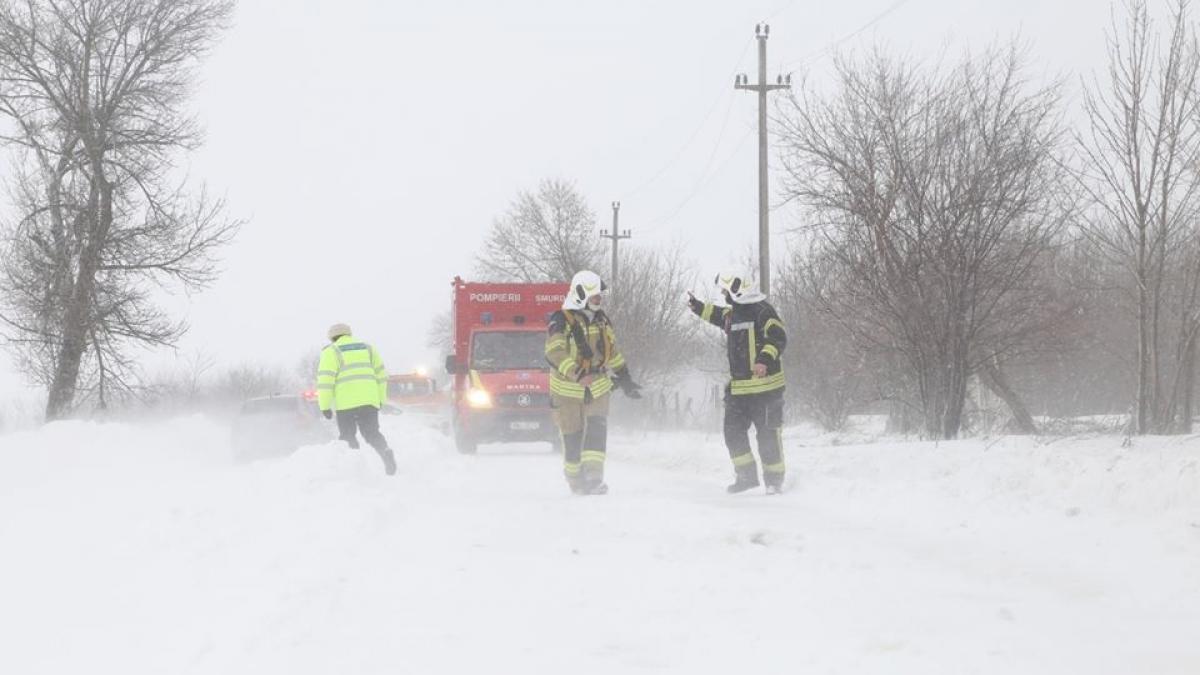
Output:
[563, 270, 607, 310]
[714, 271, 766, 304]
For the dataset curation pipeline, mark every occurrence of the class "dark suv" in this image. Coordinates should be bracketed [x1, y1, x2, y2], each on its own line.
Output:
[230, 394, 333, 461]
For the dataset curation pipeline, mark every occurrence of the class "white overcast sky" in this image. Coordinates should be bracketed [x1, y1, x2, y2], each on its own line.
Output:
[1, 0, 1119, 396]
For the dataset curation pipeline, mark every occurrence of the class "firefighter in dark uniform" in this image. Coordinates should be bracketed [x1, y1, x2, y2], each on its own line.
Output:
[545, 270, 642, 495]
[688, 272, 788, 494]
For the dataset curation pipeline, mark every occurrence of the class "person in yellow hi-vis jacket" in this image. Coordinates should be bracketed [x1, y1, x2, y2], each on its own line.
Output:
[316, 323, 397, 476]
[544, 271, 642, 495]
[688, 272, 788, 494]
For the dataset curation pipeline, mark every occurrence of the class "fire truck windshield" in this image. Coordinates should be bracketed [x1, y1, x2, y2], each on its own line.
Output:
[470, 331, 546, 371]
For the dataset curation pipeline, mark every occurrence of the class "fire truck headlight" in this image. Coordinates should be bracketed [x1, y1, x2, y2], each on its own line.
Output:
[466, 388, 493, 409]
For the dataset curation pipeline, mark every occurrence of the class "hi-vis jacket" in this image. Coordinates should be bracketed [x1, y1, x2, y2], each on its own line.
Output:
[544, 309, 627, 400]
[316, 335, 388, 411]
[691, 299, 787, 396]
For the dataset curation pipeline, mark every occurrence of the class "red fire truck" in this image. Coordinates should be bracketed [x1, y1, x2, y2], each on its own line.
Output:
[444, 277, 568, 454]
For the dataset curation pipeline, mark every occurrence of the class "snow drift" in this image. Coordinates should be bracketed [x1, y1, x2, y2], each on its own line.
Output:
[0, 415, 1197, 674]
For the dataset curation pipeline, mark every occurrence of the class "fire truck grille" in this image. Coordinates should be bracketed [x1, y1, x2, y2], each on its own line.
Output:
[495, 393, 551, 409]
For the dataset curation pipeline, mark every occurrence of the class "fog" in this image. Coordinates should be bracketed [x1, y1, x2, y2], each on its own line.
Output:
[5, 4, 1200, 671]
[0, 0, 1107, 398]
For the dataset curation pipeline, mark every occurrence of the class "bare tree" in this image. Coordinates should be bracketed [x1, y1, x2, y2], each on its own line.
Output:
[605, 244, 701, 385]
[775, 245, 869, 431]
[132, 360, 296, 420]
[1076, 0, 1200, 434]
[293, 348, 322, 387]
[472, 179, 697, 386]
[213, 364, 295, 405]
[476, 178, 604, 282]
[0, 0, 239, 419]
[426, 309, 453, 356]
[778, 45, 1070, 439]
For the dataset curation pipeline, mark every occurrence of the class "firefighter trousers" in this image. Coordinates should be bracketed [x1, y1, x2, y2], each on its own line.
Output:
[552, 391, 610, 489]
[723, 389, 785, 486]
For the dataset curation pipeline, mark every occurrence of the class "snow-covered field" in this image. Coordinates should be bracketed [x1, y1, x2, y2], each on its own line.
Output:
[1, 415, 1197, 674]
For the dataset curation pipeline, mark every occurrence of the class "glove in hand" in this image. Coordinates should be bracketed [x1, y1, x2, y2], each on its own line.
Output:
[613, 366, 643, 399]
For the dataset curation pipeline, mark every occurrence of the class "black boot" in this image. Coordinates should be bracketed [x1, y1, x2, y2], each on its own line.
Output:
[764, 473, 784, 495]
[567, 474, 587, 494]
[726, 465, 760, 493]
[378, 448, 397, 476]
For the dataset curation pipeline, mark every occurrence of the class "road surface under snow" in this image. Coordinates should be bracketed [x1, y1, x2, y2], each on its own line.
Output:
[1, 415, 1198, 674]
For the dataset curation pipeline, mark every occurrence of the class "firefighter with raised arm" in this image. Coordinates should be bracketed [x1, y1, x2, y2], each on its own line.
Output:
[545, 271, 642, 495]
[688, 272, 788, 494]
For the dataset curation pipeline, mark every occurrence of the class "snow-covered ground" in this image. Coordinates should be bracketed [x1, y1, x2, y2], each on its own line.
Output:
[1, 415, 1197, 674]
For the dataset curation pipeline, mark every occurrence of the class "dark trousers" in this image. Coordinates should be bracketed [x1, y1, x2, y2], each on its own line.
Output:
[335, 405, 390, 453]
[723, 389, 785, 484]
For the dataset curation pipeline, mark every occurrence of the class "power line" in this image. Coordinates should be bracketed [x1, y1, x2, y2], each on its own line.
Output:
[620, 2, 803, 204]
[778, 0, 914, 70]
[763, 0, 802, 24]
[630, 1, 915, 242]
[648, 125, 755, 229]
[642, 91, 741, 230]
[619, 36, 754, 202]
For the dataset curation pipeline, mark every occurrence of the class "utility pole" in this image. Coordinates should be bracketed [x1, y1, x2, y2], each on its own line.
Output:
[600, 201, 631, 303]
[735, 23, 791, 296]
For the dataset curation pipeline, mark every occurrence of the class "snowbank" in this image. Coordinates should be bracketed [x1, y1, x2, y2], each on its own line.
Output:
[0, 416, 1196, 674]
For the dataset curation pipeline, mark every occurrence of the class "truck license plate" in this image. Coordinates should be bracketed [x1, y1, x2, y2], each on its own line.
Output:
[510, 421, 540, 431]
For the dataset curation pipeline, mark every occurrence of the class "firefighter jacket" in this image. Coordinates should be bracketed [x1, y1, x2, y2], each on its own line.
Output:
[316, 335, 388, 412]
[544, 309, 628, 400]
[690, 297, 787, 396]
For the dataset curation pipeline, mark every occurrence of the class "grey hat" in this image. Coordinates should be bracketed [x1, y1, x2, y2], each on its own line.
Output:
[328, 323, 352, 340]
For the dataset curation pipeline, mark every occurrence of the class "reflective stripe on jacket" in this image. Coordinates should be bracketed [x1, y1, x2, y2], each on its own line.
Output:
[692, 299, 787, 396]
[316, 335, 388, 411]
[544, 309, 626, 400]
